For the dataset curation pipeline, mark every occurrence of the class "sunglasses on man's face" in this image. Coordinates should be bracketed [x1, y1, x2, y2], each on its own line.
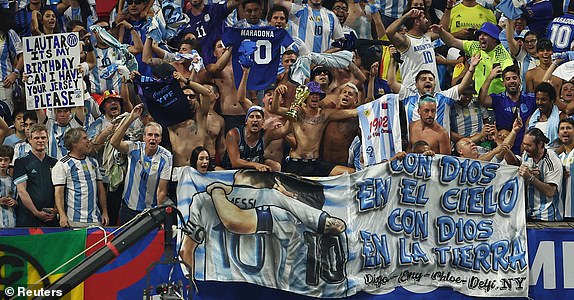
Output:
[127, 0, 146, 5]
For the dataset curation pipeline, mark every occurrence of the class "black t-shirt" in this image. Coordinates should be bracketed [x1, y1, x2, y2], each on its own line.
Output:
[13, 152, 58, 227]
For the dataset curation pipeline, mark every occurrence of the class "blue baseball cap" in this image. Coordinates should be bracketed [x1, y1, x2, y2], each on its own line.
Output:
[476, 22, 501, 41]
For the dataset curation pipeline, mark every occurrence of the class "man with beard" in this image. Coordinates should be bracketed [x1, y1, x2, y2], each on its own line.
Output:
[320, 82, 360, 165]
[222, 106, 287, 171]
[272, 82, 357, 176]
[387, 52, 480, 135]
[526, 82, 567, 145]
[408, 95, 450, 155]
[520, 128, 564, 221]
[386, 8, 440, 91]
[479, 65, 537, 155]
[556, 119, 574, 220]
[431, 22, 514, 95]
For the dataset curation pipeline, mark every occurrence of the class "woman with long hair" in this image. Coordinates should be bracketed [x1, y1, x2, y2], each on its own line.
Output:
[31, 7, 61, 35]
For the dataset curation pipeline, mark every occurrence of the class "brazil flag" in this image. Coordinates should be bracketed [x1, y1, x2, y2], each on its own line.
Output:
[0, 229, 86, 299]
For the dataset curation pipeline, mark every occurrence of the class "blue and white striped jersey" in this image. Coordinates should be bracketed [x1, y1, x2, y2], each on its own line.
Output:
[52, 155, 102, 223]
[523, 149, 564, 221]
[45, 117, 83, 160]
[122, 141, 172, 211]
[398, 85, 459, 134]
[450, 99, 488, 138]
[0, 175, 16, 228]
[288, 3, 344, 53]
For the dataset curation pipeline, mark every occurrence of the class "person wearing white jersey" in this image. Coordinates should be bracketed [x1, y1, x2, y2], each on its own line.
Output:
[53, 128, 108, 227]
[386, 8, 440, 92]
[276, 0, 344, 53]
[110, 104, 173, 225]
[520, 128, 564, 221]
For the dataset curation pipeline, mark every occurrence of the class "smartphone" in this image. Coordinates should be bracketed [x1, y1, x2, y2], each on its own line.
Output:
[512, 106, 520, 121]
[493, 63, 501, 78]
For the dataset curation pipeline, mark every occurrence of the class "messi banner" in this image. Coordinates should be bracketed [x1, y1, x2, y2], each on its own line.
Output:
[177, 154, 528, 298]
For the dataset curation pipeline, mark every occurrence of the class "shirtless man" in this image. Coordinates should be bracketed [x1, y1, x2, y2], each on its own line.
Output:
[168, 76, 214, 166]
[408, 95, 451, 155]
[320, 82, 361, 165]
[272, 82, 357, 176]
[326, 52, 367, 105]
[142, 38, 199, 82]
[525, 39, 561, 94]
[204, 83, 226, 165]
[206, 40, 245, 133]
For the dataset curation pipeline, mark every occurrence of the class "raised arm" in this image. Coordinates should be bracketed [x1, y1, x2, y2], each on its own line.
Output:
[386, 47, 402, 94]
[271, 84, 289, 115]
[327, 108, 358, 121]
[386, 9, 422, 52]
[110, 103, 143, 153]
[505, 19, 521, 57]
[206, 46, 232, 74]
[430, 24, 464, 51]
[439, 0, 454, 32]
[237, 67, 254, 112]
[142, 38, 166, 66]
[457, 54, 480, 95]
[119, 21, 143, 55]
[478, 66, 500, 108]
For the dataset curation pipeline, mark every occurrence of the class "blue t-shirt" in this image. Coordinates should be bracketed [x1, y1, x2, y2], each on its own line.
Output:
[222, 26, 293, 91]
[184, 3, 230, 65]
[490, 92, 537, 154]
[547, 13, 574, 53]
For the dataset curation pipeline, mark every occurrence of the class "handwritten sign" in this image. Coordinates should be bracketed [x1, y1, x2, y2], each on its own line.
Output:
[23, 33, 83, 110]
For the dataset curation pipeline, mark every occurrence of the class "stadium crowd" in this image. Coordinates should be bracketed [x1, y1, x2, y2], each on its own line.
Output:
[0, 0, 573, 228]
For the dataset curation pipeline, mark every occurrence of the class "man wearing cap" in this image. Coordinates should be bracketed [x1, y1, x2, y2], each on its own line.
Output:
[408, 95, 451, 155]
[431, 21, 514, 95]
[272, 82, 357, 176]
[386, 8, 441, 92]
[222, 106, 288, 171]
[88, 90, 126, 152]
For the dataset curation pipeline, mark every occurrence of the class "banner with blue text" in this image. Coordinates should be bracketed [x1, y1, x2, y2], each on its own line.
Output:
[176, 154, 528, 298]
[23, 33, 83, 110]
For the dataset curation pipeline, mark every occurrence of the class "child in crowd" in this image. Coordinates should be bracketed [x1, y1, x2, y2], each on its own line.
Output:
[0, 145, 16, 228]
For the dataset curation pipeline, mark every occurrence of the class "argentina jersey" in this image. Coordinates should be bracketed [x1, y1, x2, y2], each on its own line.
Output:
[46, 118, 82, 160]
[399, 85, 459, 134]
[381, 0, 408, 19]
[522, 150, 564, 221]
[12, 141, 31, 165]
[222, 26, 293, 90]
[52, 155, 102, 223]
[0, 175, 15, 228]
[90, 47, 123, 94]
[547, 13, 574, 53]
[1, 31, 21, 81]
[123, 141, 173, 211]
[188, 191, 318, 291]
[357, 94, 403, 166]
[288, 3, 344, 53]
[450, 101, 487, 138]
[561, 149, 574, 218]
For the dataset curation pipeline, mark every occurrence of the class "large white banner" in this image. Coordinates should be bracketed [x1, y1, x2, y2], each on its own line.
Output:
[23, 32, 83, 110]
[177, 154, 528, 298]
